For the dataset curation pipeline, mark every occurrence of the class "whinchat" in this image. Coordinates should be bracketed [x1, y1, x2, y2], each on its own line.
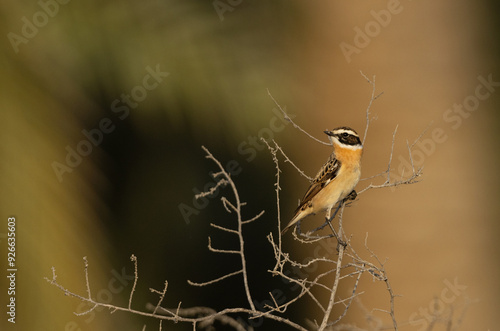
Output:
[282, 127, 363, 234]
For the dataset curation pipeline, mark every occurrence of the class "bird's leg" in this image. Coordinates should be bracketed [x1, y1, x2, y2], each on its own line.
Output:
[329, 191, 357, 249]
[326, 202, 347, 249]
[308, 222, 332, 234]
[328, 200, 343, 222]
[296, 219, 303, 236]
[326, 220, 339, 239]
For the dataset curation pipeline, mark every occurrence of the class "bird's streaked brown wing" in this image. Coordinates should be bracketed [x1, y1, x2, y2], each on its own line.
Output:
[282, 154, 342, 234]
[295, 153, 341, 212]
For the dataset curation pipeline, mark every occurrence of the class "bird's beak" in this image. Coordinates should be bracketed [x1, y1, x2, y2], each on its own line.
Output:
[324, 130, 334, 136]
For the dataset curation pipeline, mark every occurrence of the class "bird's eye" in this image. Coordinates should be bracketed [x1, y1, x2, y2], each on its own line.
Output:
[342, 132, 348, 137]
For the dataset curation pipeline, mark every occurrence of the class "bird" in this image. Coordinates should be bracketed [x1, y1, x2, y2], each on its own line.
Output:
[282, 126, 363, 234]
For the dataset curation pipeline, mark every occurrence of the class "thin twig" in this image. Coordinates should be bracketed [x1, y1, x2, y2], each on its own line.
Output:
[357, 125, 423, 195]
[200, 146, 256, 311]
[242, 210, 265, 224]
[364, 234, 399, 330]
[195, 179, 228, 199]
[360, 71, 383, 146]
[210, 223, 238, 234]
[188, 269, 243, 287]
[318, 206, 346, 330]
[208, 236, 240, 254]
[270, 140, 313, 181]
[151, 280, 169, 315]
[83, 257, 91, 300]
[261, 138, 284, 261]
[129, 254, 138, 310]
[267, 89, 330, 146]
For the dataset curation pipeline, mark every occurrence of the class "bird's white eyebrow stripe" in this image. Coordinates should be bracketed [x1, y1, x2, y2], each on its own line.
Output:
[333, 129, 358, 137]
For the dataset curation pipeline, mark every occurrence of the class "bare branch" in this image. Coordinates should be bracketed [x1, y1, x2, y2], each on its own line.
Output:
[129, 254, 138, 310]
[221, 197, 237, 213]
[360, 71, 383, 146]
[151, 280, 168, 315]
[207, 236, 240, 254]
[409, 121, 433, 150]
[188, 269, 243, 287]
[267, 89, 330, 146]
[210, 223, 238, 234]
[83, 256, 91, 300]
[364, 234, 399, 330]
[358, 125, 423, 195]
[328, 270, 363, 326]
[199, 146, 256, 310]
[318, 206, 346, 330]
[261, 138, 284, 261]
[195, 178, 228, 199]
[242, 209, 265, 224]
[268, 139, 313, 181]
[46, 78, 433, 331]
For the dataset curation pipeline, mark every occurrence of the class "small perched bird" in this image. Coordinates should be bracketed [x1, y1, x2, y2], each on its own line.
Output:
[282, 127, 363, 234]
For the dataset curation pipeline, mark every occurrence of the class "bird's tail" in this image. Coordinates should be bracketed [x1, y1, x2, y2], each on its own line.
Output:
[281, 207, 310, 234]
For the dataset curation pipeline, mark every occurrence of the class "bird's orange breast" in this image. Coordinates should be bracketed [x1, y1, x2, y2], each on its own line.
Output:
[335, 145, 363, 167]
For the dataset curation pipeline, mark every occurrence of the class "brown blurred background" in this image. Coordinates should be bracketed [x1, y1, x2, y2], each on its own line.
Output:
[1, 0, 499, 330]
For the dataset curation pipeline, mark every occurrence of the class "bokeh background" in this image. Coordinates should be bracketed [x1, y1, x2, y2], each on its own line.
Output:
[1, 0, 499, 330]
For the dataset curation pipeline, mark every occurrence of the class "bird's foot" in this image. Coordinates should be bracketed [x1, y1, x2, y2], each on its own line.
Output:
[345, 190, 357, 201]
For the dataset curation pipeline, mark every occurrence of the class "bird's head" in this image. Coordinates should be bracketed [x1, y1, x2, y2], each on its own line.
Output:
[324, 127, 362, 150]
